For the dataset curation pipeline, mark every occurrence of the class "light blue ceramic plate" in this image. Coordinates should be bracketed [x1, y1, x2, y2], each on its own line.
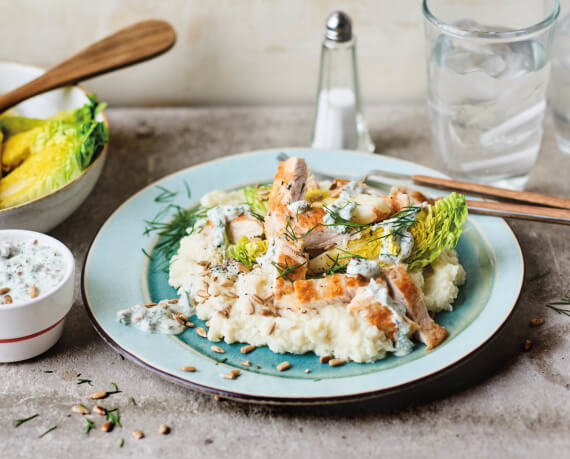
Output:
[82, 149, 524, 405]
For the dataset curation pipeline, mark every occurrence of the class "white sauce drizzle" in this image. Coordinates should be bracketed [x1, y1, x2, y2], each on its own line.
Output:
[117, 299, 194, 335]
[346, 258, 382, 278]
[206, 204, 251, 247]
[287, 200, 311, 215]
[323, 181, 364, 233]
[366, 279, 414, 356]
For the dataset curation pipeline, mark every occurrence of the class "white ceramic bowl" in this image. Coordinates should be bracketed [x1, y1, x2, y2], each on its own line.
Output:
[0, 62, 109, 232]
[0, 229, 75, 362]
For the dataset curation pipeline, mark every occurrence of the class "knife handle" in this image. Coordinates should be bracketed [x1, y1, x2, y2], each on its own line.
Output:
[412, 175, 570, 210]
[466, 200, 570, 225]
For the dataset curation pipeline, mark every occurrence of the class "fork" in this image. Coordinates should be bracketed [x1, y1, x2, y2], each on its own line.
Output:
[275, 152, 570, 225]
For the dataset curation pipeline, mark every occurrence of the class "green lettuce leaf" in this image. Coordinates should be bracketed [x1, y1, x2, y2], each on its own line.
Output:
[406, 192, 468, 271]
[243, 184, 272, 216]
[228, 236, 268, 268]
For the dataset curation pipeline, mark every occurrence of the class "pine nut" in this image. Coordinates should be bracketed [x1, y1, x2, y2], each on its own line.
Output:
[240, 344, 256, 354]
[277, 361, 291, 371]
[132, 429, 144, 440]
[88, 391, 107, 400]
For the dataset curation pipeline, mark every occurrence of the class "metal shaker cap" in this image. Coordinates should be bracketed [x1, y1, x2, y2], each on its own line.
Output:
[325, 11, 352, 42]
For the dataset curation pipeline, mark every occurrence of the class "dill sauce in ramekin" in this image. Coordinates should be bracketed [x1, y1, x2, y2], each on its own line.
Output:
[0, 240, 66, 305]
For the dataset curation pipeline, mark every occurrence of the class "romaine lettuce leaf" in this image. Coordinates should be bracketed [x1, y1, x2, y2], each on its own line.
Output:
[243, 184, 272, 216]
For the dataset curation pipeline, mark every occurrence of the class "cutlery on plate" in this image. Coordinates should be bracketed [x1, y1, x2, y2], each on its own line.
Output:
[276, 152, 570, 225]
[0, 19, 176, 113]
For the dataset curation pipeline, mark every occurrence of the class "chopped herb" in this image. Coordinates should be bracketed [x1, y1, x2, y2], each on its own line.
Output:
[284, 217, 299, 241]
[154, 185, 178, 203]
[43, 370, 54, 374]
[119, 354, 125, 361]
[183, 180, 192, 200]
[119, 438, 125, 448]
[38, 425, 57, 438]
[249, 210, 265, 222]
[106, 408, 122, 428]
[14, 413, 39, 427]
[144, 202, 208, 272]
[217, 357, 228, 364]
[107, 382, 121, 395]
[77, 378, 93, 386]
[546, 293, 570, 317]
[367, 206, 421, 243]
[85, 418, 95, 435]
[130, 397, 137, 406]
[271, 260, 307, 283]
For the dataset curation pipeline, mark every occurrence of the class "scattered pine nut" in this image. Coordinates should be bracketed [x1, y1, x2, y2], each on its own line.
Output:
[211, 345, 225, 354]
[196, 290, 209, 299]
[262, 293, 274, 303]
[524, 339, 533, 351]
[254, 365, 261, 369]
[101, 420, 114, 433]
[186, 321, 195, 328]
[240, 344, 256, 354]
[221, 369, 241, 380]
[4, 295, 12, 304]
[181, 366, 196, 372]
[214, 395, 221, 402]
[144, 302, 157, 308]
[88, 391, 107, 400]
[29, 285, 38, 298]
[92, 405, 106, 416]
[175, 315, 186, 326]
[159, 424, 170, 435]
[277, 361, 291, 371]
[221, 280, 234, 287]
[267, 322, 276, 335]
[241, 360, 251, 367]
[530, 318, 544, 327]
[247, 301, 255, 315]
[205, 320, 211, 328]
[196, 327, 207, 338]
[259, 308, 274, 316]
[132, 429, 144, 440]
[329, 358, 346, 367]
[319, 355, 332, 364]
[0, 287, 9, 295]
[168, 299, 179, 304]
[251, 294, 264, 305]
[71, 405, 90, 415]
[304, 369, 311, 374]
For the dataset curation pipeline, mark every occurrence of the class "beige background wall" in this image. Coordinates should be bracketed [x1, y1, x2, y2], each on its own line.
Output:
[1, 0, 561, 106]
[0, 0, 430, 106]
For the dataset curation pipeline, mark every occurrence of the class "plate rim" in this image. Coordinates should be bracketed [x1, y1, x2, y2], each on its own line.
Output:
[82, 148, 524, 405]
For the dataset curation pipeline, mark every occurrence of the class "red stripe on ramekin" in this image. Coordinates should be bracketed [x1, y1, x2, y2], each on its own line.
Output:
[0, 317, 65, 343]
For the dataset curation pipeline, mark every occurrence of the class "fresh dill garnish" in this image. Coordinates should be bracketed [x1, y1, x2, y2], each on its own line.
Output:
[79, 403, 89, 410]
[38, 425, 57, 438]
[130, 397, 137, 406]
[271, 260, 307, 283]
[106, 408, 122, 428]
[324, 254, 349, 275]
[154, 185, 178, 203]
[546, 293, 570, 317]
[249, 210, 265, 222]
[183, 180, 192, 200]
[14, 413, 39, 427]
[77, 378, 93, 386]
[367, 206, 420, 242]
[85, 418, 94, 435]
[119, 438, 125, 448]
[322, 203, 372, 234]
[144, 203, 208, 272]
[43, 370, 54, 374]
[284, 217, 299, 241]
[119, 354, 125, 361]
[107, 382, 121, 395]
[337, 248, 365, 259]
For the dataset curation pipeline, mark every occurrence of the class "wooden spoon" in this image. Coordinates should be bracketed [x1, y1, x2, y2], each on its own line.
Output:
[0, 19, 176, 113]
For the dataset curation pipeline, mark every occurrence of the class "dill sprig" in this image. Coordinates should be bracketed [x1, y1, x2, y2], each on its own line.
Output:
[106, 408, 122, 428]
[322, 203, 372, 235]
[38, 425, 57, 438]
[77, 378, 93, 386]
[271, 260, 307, 283]
[368, 206, 420, 242]
[14, 413, 39, 427]
[546, 293, 570, 317]
[107, 382, 121, 395]
[154, 185, 178, 203]
[143, 202, 208, 272]
[85, 418, 94, 435]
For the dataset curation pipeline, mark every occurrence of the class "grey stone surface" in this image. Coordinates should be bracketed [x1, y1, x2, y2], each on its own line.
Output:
[1, 105, 569, 458]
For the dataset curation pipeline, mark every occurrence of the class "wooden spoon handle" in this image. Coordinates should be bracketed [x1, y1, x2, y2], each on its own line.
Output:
[466, 199, 570, 225]
[0, 19, 176, 112]
[412, 175, 570, 210]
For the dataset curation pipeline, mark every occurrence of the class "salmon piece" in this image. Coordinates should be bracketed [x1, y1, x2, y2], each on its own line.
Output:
[347, 286, 418, 341]
[291, 274, 369, 309]
[227, 215, 264, 244]
[383, 264, 448, 349]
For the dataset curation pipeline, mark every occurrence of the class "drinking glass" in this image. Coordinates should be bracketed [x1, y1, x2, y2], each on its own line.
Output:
[423, 0, 559, 190]
[549, 0, 570, 156]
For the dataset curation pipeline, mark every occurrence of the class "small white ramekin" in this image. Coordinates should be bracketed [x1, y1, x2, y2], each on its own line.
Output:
[0, 229, 75, 362]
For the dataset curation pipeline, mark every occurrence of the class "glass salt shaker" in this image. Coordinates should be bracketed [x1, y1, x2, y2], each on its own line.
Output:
[311, 11, 375, 152]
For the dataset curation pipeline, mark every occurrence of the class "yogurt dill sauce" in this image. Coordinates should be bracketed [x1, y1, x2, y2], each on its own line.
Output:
[0, 240, 66, 304]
